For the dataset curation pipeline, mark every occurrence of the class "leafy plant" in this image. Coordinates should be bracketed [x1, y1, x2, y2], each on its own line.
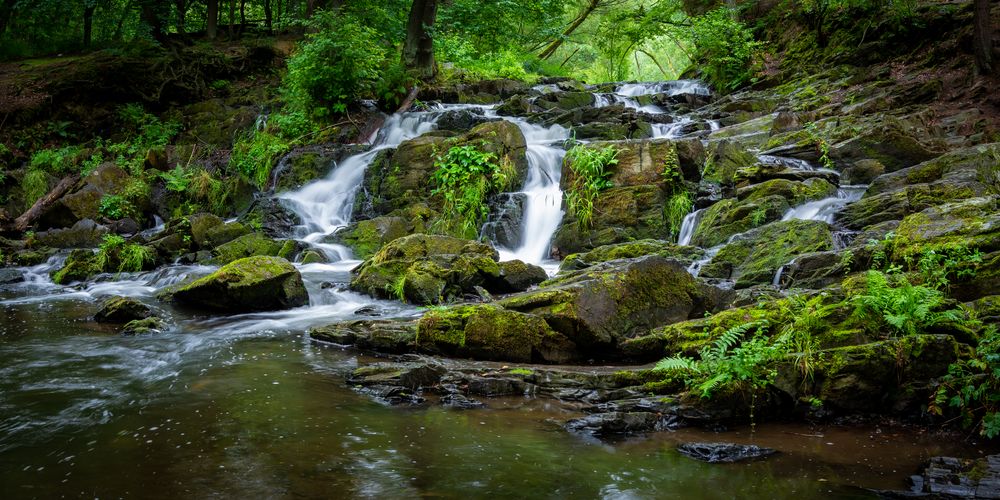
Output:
[749, 206, 768, 227]
[851, 270, 963, 337]
[565, 144, 618, 230]
[430, 144, 514, 239]
[161, 165, 192, 193]
[665, 191, 694, 240]
[230, 130, 290, 189]
[96, 234, 154, 274]
[23, 168, 49, 202]
[688, 7, 764, 91]
[775, 294, 830, 382]
[932, 325, 1000, 438]
[98, 194, 131, 220]
[30, 146, 82, 173]
[656, 320, 780, 399]
[914, 246, 982, 291]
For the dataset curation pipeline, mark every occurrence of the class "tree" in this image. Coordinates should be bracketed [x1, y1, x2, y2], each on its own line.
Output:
[207, 0, 218, 38]
[83, 0, 98, 47]
[974, 0, 993, 74]
[403, 0, 438, 80]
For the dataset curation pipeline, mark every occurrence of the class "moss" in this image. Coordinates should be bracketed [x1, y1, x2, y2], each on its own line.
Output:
[559, 239, 704, 271]
[701, 219, 834, 288]
[173, 256, 308, 311]
[892, 197, 1000, 260]
[691, 195, 791, 248]
[339, 216, 412, 259]
[211, 233, 292, 265]
[417, 304, 568, 363]
[51, 249, 99, 284]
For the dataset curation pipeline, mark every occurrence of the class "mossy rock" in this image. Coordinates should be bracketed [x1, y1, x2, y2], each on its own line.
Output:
[336, 216, 413, 260]
[690, 195, 791, 248]
[309, 320, 417, 354]
[188, 213, 224, 248]
[172, 256, 308, 312]
[552, 184, 667, 257]
[535, 91, 594, 111]
[122, 317, 166, 335]
[892, 196, 1000, 260]
[559, 239, 704, 272]
[499, 255, 719, 356]
[493, 260, 548, 293]
[211, 232, 298, 265]
[701, 219, 834, 288]
[50, 249, 99, 284]
[94, 296, 152, 323]
[702, 140, 758, 185]
[417, 304, 576, 363]
[37, 164, 130, 230]
[34, 219, 109, 248]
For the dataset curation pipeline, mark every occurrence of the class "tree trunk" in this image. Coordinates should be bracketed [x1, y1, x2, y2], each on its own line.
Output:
[264, 0, 272, 33]
[228, 0, 235, 38]
[403, 0, 438, 80]
[0, 0, 17, 35]
[141, 2, 167, 43]
[538, 0, 600, 60]
[173, 0, 187, 34]
[239, 0, 246, 33]
[83, 4, 96, 47]
[206, 0, 218, 38]
[975, 0, 993, 74]
[306, 0, 315, 18]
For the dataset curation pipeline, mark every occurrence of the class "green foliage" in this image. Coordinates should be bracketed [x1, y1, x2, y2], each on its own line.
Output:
[804, 123, 835, 170]
[161, 166, 192, 193]
[283, 12, 385, 120]
[656, 320, 781, 398]
[932, 325, 1000, 438]
[187, 168, 234, 216]
[775, 294, 830, 382]
[565, 144, 618, 230]
[229, 130, 289, 189]
[98, 194, 131, 220]
[430, 144, 514, 239]
[29, 146, 83, 173]
[665, 191, 694, 240]
[23, 168, 50, 202]
[913, 246, 982, 291]
[749, 206, 767, 227]
[851, 270, 963, 337]
[688, 7, 764, 91]
[107, 104, 180, 174]
[96, 234, 153, 274]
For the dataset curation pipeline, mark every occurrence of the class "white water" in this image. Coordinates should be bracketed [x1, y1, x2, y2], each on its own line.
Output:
[677, 208, 704, 246]
[781, 186, 867, 224]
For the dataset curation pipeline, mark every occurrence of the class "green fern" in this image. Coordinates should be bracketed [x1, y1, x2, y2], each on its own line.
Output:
[852, 270, 963, 337]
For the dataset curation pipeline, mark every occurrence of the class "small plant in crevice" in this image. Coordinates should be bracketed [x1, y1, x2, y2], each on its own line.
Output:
[430, 143, 514, 239]
[230, 129, 290, 189]
[804, 122, 835, 170]
[911, 246, 982, 291]
[565, 144, 618, 230]
[774, 294, 830, 384]
[98, 194, 132, 220]
[850, 270, 963, 337]
[931, 325, 1000, 438]
[749, 206, 768, 227]
[662, 146, 693, 239]
[96, 234, 154, 274]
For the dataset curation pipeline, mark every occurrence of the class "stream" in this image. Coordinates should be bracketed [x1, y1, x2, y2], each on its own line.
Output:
[0, 81, 989, 498]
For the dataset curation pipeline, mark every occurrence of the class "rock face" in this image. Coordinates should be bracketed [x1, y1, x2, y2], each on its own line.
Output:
[211, 232, 299, 265]
[417, 305, 575, 363]
[676, 443, 778, 463]
[909, 455, 1000, 498]
[172, 256, 308, 312]
[94, 296, 152, 323]
[37, 164, 130, 230]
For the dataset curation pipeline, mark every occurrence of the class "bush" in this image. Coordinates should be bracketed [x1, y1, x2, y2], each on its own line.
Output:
[283, 12, 386, 119]
[29, 146, 83, 173]
[932, 325, 1000, 438]
[850, 270, 963, 337]
[96, 234, 154, 273]
[229, 130, 290, 189]
[99, 194, 132, 220]
[689, 7, 764, 91]
[430, 144, 515, 239]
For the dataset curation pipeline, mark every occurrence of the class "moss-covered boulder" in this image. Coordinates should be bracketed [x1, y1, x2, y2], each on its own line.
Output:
[892, 196, 1000, 259]
[559, 239, 704, 271]
[335, 216, 413, 260]
[561, 138, 705, 188]
[121, 317, 166, 335]
[37, 164, 130, 230]
[172, 256, 308, 312]
[211, 233, 298, 265]
[702, 140, 758, 185]
[350, 234, 504, 305]
[272, 144, 369, 192]
[94, 296, 152, 323]
[355, 121, 528, 220]
[494, 260, 548, 292]
[700, 219, 834, 288]
[499, 255, 719, 355]
[417, 304, 576, 363]
[50, 249, 100, 284]
[552, 185, 668, 257]
[34, 219, 109, 248]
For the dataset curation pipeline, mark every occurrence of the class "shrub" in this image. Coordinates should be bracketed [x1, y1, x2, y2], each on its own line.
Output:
[565, 144, 618, 230]
[161, 166, 192, 193]
[229, 130, 290, 189]
[850, 270, 963, 337]
[98, 194, 132, 220]
[430, 144, 515, 239]
[932, 325, 1000, 438]
[96, 234, 154, 273]
[283, 12, 386, 119]
[23, 169, 50, 202]
[689, 7, 764, 91]
[29, 146, 82, 173]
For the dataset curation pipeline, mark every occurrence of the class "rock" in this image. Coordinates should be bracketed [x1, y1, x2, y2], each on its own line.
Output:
[171, 256, 308, 312]
[349, 360, 446, 390]
[676, 443, 777, 463]
[417, 304, 576, 363]
[211, 233, 298, 265]
[828, 119, 941, 172]
[535, 91, 594, 111]
[34, 219, 109, 248]
[842, 159, 884, 185]
[439, 393, 485, 409]
[496, 256, 720, 359]
[552, 185, 669, 257]
[299, 249, 327, 264]
[309, 320, 416, 353]
[493, 260, 547, 293]
[481, 193, 526, 249]
[565, 411, 663, 436]
[0, 268, 24, 284]
[909, 455, 1000, 498]
[121, 317, 165, 335]
[272, 144, 369, 192]
[466, 376, 527, 397]
[700, 219, 834, 288]
[559, 239, 704, 271]
[50, 249, 99, 284]
[355, 121, 527, 221]
[94, 296, 152, 323]
[733, 161, 840, 186]
[436, 107, 498, 131]
[188, 213, 224, 248]
[238, 197, 301, 237]
[703, 140, 758, 185]
[335, 216, 413, 260]
[350, 234, 504, 305]
[204, 221, 251, 248]
[892, 196, 1000, 260]
[37, 164, 130, 230]
[108, 217, 141, 235]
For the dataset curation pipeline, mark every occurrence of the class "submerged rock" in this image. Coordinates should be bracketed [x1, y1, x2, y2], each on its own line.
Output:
[676, 443, 777, 463]
[907, 455, 1000, 498]
[0, 268, 24, 285]
[94, 296, 152, 323]
[309, 320, 416, 353]
[121, 317, 166, 335]
[172, 256, 308, 312]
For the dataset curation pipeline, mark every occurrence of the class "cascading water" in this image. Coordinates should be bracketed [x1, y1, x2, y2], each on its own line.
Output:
[781, 186, 866, 223]
[677, 208, 705, 246]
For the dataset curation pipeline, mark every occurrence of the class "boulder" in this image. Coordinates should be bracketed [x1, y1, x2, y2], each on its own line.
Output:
[34, 219, 109, 248]
[94, 296, 152, 323]
[700, 219, 834, 288]
[37, 164, 129, 230]
[350, 234, 505, 305]
[493, 260, 548, 293]
[50, 249, 99, 284]
[559, 239, 704, 271]
[309, 320, 416, 353]
[892, 196, 1000, 259]
[0, 268, 25, 284]
[676, 443, 777, 463]
[211, 233, 298, 265]
[335, 216, 413, 260]
[271, 144, 369, 192]
[552, 184, 667, 257]
[908, 455, 1000, 498]
[238, 197, 301, 237]
[121, 317, 166, 335]
[172, 256, 308, 312]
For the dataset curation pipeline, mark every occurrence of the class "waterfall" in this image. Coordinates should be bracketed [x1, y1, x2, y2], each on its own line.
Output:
[677, 208, 704, 246]
[781, 186, 866, 224]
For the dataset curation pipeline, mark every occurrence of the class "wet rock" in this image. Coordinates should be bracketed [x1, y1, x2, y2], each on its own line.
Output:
[552, 184, 669, 257]
[271, 144, 369, 192]
[676, 443, 777, 463]
[50, 249, 99, 284]
[188, 213, 224, 247]
[436, 107, 498, 131]
[349, 360, 446, 390]
[121, 316, 165, 335]
[37, 164, 130, 230]
[842, 159, 885, 185]
[172, 256, 308, 312]
[467, 377, 528, 397]
[701, 219, 834, 288]
[355, 385, 426, 406]
[492, 260, 547, 293]
[94, 296, 152, 323]
[907, 455, 1000, 498]
[439, 393, 485, 409]
[309, 320, 416, 353]
[108, 217, 141, 235]
[481, 193, 526, 250]
[535, 91, 594, 111]
[733, 162, 840, 186]
[211, 232, 299, 265]
[559, 239, 704, 272]
[0, 268, 24, 284]
[335, 216, 413, 260]
[565, 411, 663, 436]
[299, 249, 327, 264]
[34, 219, 109, 248]
[238, 197, 301, 237]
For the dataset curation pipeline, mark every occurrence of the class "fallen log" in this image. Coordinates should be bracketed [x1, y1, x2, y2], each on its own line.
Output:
[5, 174, 79, 233]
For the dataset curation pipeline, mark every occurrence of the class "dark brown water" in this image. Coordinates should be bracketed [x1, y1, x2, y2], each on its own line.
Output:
[1, 258, 994, 499]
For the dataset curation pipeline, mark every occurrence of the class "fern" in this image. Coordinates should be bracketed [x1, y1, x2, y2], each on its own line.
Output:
[655, 356, 699, 372]
[852, 270, 963, 337]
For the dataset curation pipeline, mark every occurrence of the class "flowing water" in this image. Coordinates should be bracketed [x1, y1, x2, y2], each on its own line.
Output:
[1, 81, 969, 498]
